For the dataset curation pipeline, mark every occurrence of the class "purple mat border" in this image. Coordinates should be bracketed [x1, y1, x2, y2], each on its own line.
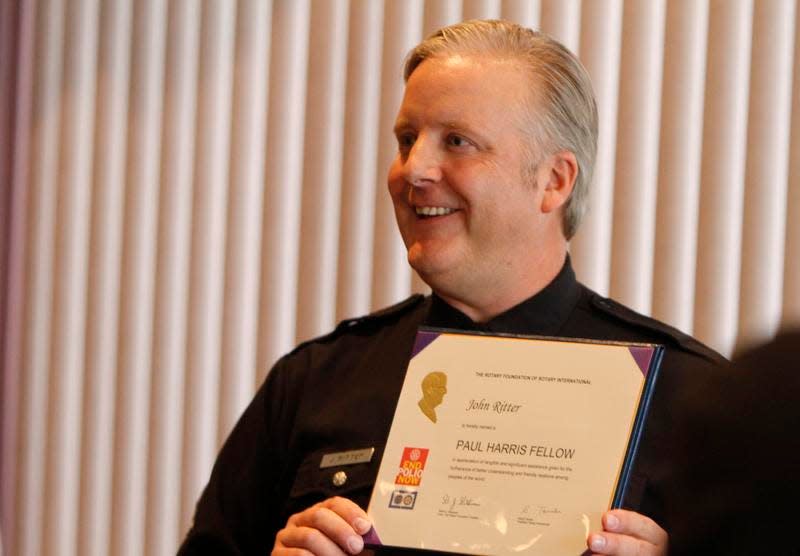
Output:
[628, 346, 654, 376]
[362, 527, 382, 546]
[411, 330, 440, 358]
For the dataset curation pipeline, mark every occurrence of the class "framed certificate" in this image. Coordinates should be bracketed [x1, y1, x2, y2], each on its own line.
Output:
[365, 328, 662, 555]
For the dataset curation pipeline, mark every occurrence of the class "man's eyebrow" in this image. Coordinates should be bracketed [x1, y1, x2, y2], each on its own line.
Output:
[441, 120, 469, 130]
[392, 118, 471, 133]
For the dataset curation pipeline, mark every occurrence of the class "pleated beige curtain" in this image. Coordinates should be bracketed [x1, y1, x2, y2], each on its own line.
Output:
[1, 1, 798, 555]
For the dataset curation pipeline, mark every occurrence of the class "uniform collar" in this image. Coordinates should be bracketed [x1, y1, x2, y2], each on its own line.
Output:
[424, 255, 581, 336]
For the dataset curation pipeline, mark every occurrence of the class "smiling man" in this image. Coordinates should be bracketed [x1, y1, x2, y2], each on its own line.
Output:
[389, 47, 583, 323]
[180, 20, 723, 556]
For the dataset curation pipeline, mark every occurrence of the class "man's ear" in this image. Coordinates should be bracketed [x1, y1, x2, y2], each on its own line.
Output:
[539, 150, 578, 213]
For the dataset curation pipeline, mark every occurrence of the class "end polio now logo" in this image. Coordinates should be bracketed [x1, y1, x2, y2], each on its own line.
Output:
[394, 447, 429, 486]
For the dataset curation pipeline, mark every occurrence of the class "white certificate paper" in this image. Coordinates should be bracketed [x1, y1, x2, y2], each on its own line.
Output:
[366, 328, 662, 555]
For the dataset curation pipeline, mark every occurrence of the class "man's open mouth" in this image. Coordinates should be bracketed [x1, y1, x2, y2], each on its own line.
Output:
[415, 206, 456, 218]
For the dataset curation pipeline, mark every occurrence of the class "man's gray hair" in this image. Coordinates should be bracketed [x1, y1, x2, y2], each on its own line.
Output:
[403, 19, 598, 240]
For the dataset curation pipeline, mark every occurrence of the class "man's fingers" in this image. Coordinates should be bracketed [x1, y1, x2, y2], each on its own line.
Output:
[320, 496, 373, 534]
[272, 549, 312, 556]
[603, 510, 667, 545]
[588, 531, 647, 555]
[276, 523, 349, 556]
[287, 506, 364, 554]
[274, 497, 372, 556]
[586, 510, 667, 555]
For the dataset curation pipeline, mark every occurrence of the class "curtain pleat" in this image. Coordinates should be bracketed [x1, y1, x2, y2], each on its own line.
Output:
[785, 5, 800, 328]
[570, 0, 623, 295]
[501, 0, 540, 28]
[80, 2, 132, 554]
[462, 0, 501, 20]
[540, 0, 581, 52]
[179, 0, 237, 538]
[336, 0, 384, 323]
[217, 0, 271, 448]
[0, 1, 31, 555]
[109, 1, 168, 554]
[145, 1, 200, 551]
[424, 0, 462, 36]
[42, 0, 100, 554]
[256, 0, 310, 380]
[296, 0, 350, 345]
[609, 0, 667, 315]
[694, 0, 754, 356]
[2, 2, 800, 554]
[651, 0, 709, 333]
[737, 0, 796, 350]
[16, 0, 65, 554]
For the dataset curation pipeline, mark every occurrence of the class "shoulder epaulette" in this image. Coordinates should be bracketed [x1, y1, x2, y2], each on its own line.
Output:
[287, 294, 427, 356]
[589, 293, 727, 365]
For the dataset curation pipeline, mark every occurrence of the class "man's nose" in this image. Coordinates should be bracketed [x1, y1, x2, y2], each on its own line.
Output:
[403, 136, 442, 186]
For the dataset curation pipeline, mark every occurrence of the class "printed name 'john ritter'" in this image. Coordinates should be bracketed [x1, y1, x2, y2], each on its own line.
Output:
[466, 398, 522, 414]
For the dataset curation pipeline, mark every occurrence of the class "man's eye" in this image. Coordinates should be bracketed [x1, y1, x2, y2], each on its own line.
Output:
[397, 134, 416, 149]
[447, 134, 470, 148]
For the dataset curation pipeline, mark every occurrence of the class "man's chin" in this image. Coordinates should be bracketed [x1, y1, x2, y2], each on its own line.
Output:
[409, 258, 459, 294]
[408, 251, 438, 275]
[408, 243, 475, 288]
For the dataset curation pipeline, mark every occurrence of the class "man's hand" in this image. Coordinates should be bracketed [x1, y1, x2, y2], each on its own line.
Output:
[587, 509, 668, 555]
[272, 496, 372, 556]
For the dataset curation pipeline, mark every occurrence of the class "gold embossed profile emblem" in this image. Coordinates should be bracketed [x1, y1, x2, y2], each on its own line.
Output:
[417, 371, 447, 423]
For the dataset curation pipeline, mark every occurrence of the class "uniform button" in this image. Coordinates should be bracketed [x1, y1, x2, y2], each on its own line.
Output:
[332, 470, 347, 487]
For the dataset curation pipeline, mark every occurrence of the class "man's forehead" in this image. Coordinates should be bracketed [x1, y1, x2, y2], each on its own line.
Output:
[399, 55, 532, 110]
[395, 64, 532, 134]
[409, 53, 531, 87]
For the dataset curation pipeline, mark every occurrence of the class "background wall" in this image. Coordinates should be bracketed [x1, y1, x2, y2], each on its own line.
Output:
[1, 0, 798, 555]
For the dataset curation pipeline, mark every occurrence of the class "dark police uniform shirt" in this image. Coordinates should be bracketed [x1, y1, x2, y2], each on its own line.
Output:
[179, 259, 725, 555]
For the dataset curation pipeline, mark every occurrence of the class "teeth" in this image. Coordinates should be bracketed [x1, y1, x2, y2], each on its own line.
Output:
[415, 206, 455, 216]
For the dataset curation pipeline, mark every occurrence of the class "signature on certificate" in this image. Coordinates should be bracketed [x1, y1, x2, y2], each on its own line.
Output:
[441, 493, 482, 512]
[521, 504, 562, 517]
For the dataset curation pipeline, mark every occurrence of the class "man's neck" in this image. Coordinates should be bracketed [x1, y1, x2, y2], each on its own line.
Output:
[433, 248, 568, 323]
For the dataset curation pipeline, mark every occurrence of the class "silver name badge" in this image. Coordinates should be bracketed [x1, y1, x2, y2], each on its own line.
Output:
[320, 448, 375, 469]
